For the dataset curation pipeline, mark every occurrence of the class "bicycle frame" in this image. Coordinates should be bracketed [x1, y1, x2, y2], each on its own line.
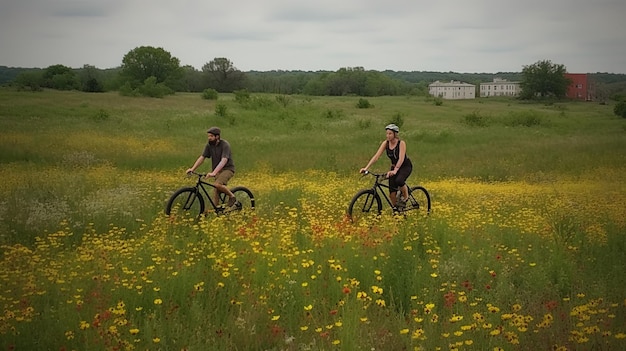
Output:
[188, 172, 226, 212]
[363, 171, 399, 209]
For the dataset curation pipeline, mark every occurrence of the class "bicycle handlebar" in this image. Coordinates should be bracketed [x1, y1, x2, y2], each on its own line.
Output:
[360, 170, 388, 179]
[187, 171, 209, 178]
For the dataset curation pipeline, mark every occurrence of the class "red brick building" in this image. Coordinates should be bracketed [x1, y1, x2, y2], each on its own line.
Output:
[565, 73, 592, 101]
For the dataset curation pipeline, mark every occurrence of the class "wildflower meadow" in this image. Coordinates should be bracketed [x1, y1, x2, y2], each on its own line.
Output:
[1, 89, 625, 350]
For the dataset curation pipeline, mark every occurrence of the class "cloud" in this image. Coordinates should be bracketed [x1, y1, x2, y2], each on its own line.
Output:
[0, 0, 625, 73]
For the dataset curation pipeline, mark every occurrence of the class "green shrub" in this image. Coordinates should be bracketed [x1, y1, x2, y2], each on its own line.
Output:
[137, 76, 173, 98]
[389, 112, 404, 128]
[505, 110, 544, 127]
[324, 109, 344, 119]
[275, 95, 291, 107]
[215, 103, 228, 117]
[463, 111, 490, 127]
[234, 89, 250, 104]
[201, 88, 218, 100]
[356, 98, 373, 109]
[433, 97, 444, 106]
[614, 101, 626, 118]
[92, 109, 110, 122]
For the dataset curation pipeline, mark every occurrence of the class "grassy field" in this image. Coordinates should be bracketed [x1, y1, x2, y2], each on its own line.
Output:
[0, 89, 625, 350]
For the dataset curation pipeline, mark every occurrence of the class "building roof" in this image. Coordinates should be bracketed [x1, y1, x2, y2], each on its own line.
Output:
[429, 80, 475, 87]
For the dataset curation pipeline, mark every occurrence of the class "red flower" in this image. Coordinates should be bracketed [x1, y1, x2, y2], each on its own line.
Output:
[342, 287, 351, 294]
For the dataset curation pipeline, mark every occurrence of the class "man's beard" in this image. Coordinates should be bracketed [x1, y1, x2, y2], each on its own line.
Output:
[208, 140, 217, 145]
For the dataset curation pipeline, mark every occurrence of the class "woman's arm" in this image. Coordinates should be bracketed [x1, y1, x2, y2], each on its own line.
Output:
[360, 141, 387, 172]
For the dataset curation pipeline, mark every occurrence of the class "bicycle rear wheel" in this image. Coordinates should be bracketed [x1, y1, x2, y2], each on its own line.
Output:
[219, 186, 255, 213]
[405, 186, 431, 215]
[165, 187, 205, 221]
[347, 189, 382, 223]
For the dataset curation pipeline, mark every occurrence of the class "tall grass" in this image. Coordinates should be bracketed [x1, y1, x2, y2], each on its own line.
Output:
[1, 89, 625, 350]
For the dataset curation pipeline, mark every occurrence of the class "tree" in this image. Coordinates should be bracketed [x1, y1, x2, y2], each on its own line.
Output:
[202, 58, 246, 93]
[79, 64, 104, 92]
[520, 60, 571, 99]
[13, 70, 44, 91]
[120, 46, 182, 90]
[43, 64, 79, 90]
[614, 101, 626, 118]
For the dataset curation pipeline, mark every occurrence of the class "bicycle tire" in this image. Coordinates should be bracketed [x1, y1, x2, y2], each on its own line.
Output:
[347, 189, 382, 223]
[165, 187, 205, 220]
[405, 186, 431, 214]
[218, 186, 255, 212]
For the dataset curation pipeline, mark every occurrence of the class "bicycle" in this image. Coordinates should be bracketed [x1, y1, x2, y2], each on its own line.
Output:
[165, 171, 255, 220]
[347, 170, 431, 222]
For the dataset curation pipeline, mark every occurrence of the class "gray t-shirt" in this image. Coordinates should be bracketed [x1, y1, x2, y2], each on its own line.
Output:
[202, 139, 235, 172]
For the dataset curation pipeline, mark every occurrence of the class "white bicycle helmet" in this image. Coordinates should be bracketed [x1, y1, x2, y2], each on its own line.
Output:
[385, 123, 400, 133]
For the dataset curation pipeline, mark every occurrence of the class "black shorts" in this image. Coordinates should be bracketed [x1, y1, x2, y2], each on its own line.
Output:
[389, 164, 412, 192]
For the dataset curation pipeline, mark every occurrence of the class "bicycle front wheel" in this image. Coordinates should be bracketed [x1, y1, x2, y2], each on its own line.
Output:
[405, 186, 431, 215]
[347, 189, 382, 223]
[165, 187, 205, 221]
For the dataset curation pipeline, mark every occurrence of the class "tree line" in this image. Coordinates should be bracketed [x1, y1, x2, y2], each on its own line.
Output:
[2, 46, 626, 101]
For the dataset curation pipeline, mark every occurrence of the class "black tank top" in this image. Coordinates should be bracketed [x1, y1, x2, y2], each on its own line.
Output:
[386, 140, 412, 168]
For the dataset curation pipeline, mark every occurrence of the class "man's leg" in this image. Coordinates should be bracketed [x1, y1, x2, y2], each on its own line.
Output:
[214, 170, 235, 207]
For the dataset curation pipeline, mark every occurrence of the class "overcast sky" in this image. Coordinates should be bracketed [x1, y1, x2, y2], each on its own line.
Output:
[1, 0, 625, 73]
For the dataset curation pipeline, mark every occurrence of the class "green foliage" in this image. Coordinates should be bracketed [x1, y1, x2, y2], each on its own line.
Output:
[13, 70, 44, 91]
[323, 108, 344, 119]
[215, 103, 228, 117]
[462, 111, 490, 127]
[389, 112, 404, 128]
[120, 46, 182, 90]
[43, 64, 79, 90]
[356, 98, 372, 108]
[201, 88, 218, 100]
[614, 100, 626, 118]
[202, 57, 246, 93]
[136, 76, 174, 98]
[275, 95, 291, 107]
[357, 119, 372, 130]
[118, 82, 137, 97]
[91, 109, 110, 122]
[520, 59, 570, 99]
[504, 110, 545, 127]
[79, 64, 104, 92]
[233, 89, 250, 104]
[433, 97, 443, 106]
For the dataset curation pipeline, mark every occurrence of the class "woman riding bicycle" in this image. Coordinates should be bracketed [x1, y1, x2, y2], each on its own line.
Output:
[360, 124, 413, 209]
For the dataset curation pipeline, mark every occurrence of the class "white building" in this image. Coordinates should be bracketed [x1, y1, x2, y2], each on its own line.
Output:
[428, 80, 475, 100]
[480, 78, 521, 97]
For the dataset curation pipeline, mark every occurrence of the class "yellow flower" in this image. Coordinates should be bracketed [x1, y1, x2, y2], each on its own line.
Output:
[400, 328, 410, 334]
[271, 315, 280, 321]
[300, 326, 309, 331]
[153, 298, 163, 305]
[153, 337, 161, 343]
[304, 304, 313, 311]
[332, 340, 341, 345]
[449, 314, 463, 322]
[130, 328, 139, 335]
